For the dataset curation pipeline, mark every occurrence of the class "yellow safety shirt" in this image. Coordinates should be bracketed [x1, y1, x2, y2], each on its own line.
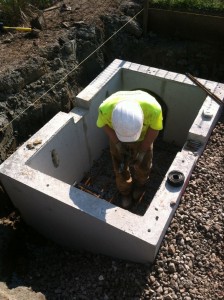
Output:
[96, 90, 163, 141]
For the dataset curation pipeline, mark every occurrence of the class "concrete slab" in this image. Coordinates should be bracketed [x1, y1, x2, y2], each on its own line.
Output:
[0, 59, 223, 263]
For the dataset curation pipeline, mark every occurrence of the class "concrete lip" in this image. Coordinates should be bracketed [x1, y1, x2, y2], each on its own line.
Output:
[0, 59, 223, 263]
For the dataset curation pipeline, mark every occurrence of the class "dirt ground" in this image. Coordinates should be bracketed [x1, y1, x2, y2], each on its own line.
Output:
[76, 137, 180, 216]
[0, 0, 122, 75]
[0, 1, 223, 299]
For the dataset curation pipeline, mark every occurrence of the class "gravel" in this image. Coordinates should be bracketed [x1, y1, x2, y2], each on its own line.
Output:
[0, 111, 223, 300]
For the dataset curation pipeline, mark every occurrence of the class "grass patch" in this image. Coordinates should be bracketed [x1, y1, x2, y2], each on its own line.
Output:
[151, 0, 224, 14]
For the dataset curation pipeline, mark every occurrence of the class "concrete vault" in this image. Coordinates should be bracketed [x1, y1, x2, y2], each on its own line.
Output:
[0, 59, 223, 263]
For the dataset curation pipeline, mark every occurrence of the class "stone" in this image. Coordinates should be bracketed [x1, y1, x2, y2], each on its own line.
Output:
[168, 245, 176, 255]
[164, 295, 173, 300]
[168, 263, 176, 273]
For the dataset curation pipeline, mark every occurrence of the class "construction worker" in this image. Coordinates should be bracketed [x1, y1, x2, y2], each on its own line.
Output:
[96, 90, 163, 209]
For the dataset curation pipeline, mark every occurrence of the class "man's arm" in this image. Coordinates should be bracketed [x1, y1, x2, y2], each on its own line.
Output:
[102, 125, 119, 144]
[134, 127, 159, 166]
[139, 127, 159, 151]
[103, 125, 127, 160]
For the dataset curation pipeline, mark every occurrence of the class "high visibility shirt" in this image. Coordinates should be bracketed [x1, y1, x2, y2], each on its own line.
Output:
[96, 90, 163, 141]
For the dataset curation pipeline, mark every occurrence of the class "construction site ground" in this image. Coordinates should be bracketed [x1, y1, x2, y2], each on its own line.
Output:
[0, 1, 223, 299]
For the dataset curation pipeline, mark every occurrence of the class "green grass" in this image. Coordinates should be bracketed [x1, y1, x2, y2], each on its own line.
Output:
[151, 0, 224, 14]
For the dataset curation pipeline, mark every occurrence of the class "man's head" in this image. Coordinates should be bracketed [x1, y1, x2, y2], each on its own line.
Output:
[112, 100, 143, 142]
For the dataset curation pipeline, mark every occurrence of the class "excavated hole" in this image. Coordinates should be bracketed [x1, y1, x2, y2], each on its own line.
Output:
[76, 135, 180, 216]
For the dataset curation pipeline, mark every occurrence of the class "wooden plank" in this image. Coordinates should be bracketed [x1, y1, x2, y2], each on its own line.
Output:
[143, 0, 150, 35]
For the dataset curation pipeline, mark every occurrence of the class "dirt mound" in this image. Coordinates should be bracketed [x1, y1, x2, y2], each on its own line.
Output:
[0, 0, 122, 75]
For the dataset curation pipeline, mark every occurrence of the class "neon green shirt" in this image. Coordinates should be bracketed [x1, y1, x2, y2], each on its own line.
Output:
[96, 90, 163, 141]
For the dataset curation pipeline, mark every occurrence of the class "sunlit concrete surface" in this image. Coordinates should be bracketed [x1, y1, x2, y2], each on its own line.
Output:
[0, 59, 223, 263]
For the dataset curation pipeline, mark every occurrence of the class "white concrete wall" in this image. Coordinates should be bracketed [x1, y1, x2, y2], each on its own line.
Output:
[27, 114, 87, 184]
[1, 59, 223, 263]
[122, 67, 206, 146]
[26, 69, 123, 184]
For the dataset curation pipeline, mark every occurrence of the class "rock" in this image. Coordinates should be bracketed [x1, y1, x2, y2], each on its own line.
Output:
[123, 17, 142, 37]
[173, 274, 178, 280]
[60, 4, 72, 12]
[149, 275, 156, 283]
[168, 245, 176, 255]
[30, 14, 46, 30]
[164, 295, 173, 300]
[62, 40, 76, 56]
[156, 286, 163, 293]
[28, 29, 41, 38]
[168, 263, 176, 273]
[120, 1, 142, 17]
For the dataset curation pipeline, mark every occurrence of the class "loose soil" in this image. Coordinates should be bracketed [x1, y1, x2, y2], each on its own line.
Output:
[0, 1, 223, 299]
[0, 0, 122, 75]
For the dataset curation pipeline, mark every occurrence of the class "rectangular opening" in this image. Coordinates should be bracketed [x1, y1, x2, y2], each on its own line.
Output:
[27, 68, 207, 216]
[74, 139, 181, 216]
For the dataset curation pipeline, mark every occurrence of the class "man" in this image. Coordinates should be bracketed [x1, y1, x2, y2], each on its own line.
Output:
[96, 90, 163, 209]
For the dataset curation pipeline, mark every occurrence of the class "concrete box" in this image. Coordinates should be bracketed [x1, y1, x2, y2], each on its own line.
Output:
[0, 59, 223, 263]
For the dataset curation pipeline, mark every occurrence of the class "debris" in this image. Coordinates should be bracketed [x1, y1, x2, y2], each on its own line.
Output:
[43, 5, 61, 12]
[33, 40, 39, 47]
[28, 29, 41, 38]
[26, 143, 35, 150]
[33, 139, 42, 146]
[26, 139, 42, 150]
[30, 15, 46, 30]
[3, 38, 12, 44]
[61, 22, 70, 29]
[170, 200, 176, 206]
[60, 4, 72, 12]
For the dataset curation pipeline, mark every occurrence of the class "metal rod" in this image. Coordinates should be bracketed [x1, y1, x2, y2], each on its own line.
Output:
[108, 191, 119, 203]
[76, 183, 102, 198]
[186, 73, 223, 106]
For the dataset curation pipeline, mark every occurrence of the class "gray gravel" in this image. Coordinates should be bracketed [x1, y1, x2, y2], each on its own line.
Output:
[0, 110, 223, 300]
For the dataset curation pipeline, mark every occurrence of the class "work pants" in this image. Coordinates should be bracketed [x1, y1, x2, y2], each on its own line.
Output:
[110, 141, 153, 196]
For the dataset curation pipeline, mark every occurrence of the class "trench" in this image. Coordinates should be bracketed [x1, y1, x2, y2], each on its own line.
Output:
[1, 25, 223, 212]
[0, 29, 223, 165]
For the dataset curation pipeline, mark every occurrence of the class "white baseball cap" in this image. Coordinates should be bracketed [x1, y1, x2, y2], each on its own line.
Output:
[112, 100, 143, 142]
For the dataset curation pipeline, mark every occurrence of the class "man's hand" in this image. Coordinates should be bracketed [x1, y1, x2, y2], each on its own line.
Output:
[115, 142, 127, 157]
[135, 151, 147, 165]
